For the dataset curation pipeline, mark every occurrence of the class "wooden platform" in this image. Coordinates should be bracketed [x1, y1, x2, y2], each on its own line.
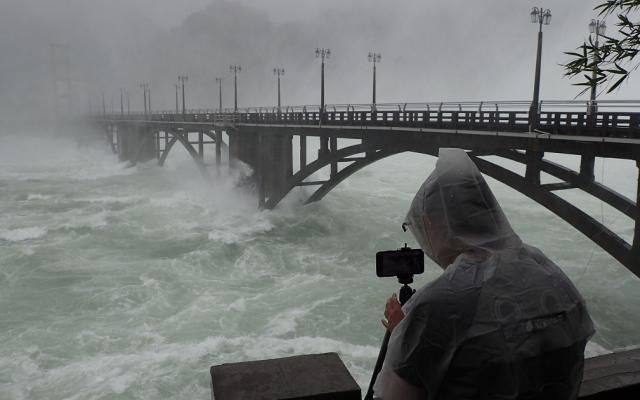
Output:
[580, 348, 640, 399]
[211, 349, 640, 400]
[211, 353, 361, 400]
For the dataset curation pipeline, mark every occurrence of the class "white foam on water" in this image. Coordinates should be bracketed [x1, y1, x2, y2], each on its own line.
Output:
[57, 210, 110, 230]
[2, 330, 377, 400]
[0, 226, 47, 242]
[2, 132, 639, 399]
[26, 193, 54, 201]
[264, 295, 341, 337]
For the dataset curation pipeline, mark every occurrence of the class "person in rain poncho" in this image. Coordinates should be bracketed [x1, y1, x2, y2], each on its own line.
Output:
[374, 148, 594, 400]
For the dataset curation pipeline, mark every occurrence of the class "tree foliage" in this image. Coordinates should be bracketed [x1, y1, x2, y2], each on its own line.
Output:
[564, 0, 640, 94]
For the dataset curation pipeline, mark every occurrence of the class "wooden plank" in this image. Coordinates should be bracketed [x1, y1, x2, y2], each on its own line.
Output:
[211, 353, 361, 400]
[580, 349, 640, 399]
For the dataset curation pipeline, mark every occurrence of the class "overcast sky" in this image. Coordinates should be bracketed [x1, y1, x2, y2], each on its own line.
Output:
[2, 0, 635, 120]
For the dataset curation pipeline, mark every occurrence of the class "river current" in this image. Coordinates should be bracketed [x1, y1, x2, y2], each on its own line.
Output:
[1, 131, 638, 399]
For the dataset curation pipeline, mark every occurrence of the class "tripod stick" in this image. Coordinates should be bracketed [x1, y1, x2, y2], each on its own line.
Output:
[364, 283, 415, 400]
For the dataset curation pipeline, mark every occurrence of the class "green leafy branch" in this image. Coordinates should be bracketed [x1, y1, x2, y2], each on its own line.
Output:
[564, 0, 640, 94]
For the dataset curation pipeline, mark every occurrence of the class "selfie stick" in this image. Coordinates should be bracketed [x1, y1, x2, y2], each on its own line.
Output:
[363, 276, 415, 400]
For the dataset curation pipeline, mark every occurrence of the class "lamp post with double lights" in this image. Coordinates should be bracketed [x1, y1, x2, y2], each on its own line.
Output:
[315, 48, 330, 117]
[178, 75, 188, 116]
[368, 52, 381, 105]
[529, 6, 552, 126]
[215, 77, 223, 112]
[273, 67, 285, 111]
[315, 48, 330, 155]
[589, 19, 607, 113]
[230, 65, 241, 112]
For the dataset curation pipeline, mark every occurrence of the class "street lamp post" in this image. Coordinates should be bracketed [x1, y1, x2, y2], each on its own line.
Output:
[315, 48, 331, 155]
[315, 48, 330, 117]
[120, 89, 124, 115]
[174, 83, 180, 114]
[215, 78, 223, 112]
[178, 75, 188, 115]
[126, 90, 130, 114]
[230, 65, 241, 112]
[368, 52, 381, 105]
[529, 6, 552, 128]
[273, 67, 285, 111]
[589, 19, 607, 113]
[139, 83, 149, 115]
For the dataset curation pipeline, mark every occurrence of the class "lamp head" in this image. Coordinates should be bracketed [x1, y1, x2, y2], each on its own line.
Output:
[543, 9, 552, 25]
[530, 7, 539, 24]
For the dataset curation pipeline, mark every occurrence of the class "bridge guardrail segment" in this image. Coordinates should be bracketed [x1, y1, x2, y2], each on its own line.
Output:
[97, 101, 640, 139]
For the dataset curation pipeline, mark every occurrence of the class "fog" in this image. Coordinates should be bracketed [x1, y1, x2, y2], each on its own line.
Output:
[0, 0, 635, 123]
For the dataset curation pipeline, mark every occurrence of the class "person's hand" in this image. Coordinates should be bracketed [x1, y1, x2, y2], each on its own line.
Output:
[382, 293, 405, 332]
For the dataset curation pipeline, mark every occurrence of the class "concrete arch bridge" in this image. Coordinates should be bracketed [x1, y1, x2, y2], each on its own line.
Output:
[97, 100, 640, 277]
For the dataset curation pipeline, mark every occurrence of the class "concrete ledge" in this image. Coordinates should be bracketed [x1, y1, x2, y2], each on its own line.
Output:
[211, 353, 361, 400]
[580, 348, 640, 399]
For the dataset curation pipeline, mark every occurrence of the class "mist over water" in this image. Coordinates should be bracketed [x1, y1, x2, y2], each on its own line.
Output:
[2, 0, 640, 398]
[0, 131, 638, 399]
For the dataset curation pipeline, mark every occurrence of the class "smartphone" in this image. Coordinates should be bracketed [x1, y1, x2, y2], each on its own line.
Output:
[376, 248, 424, 277]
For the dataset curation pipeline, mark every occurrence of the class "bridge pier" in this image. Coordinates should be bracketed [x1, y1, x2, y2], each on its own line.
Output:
[199, 132, 204, 160]
[634, 161, 640, 256]
[525, 150, 544, 185]
[216, 130, 222, 173]
[580, 155, 596, 182]
[260, 133, 293, 206]
[330, 136, 338, 178]
[300, 136, 307, 168]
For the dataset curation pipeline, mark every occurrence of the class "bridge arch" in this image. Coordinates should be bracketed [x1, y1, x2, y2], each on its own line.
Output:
[267, 145, 637, 276]
[155, 130, 209, 176]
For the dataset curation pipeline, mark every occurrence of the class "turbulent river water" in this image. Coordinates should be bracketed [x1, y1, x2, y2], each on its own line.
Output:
[1, 131, 639, 400]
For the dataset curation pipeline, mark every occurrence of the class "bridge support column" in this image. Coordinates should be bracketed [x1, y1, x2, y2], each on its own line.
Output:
[228, 132, 239, 170]
[319, 137, 329, 157]
[634, 161, 640, 256]
[580, 155, 596, 182]
[135, 127, 157, 163]
[257, 134, 266, 208]
[199, 132, 204, 160]
[330, 136, 338, 178]
[215, 130, 222, 174]
[300, 136, 307, 168]
[525, 150, 544, 186]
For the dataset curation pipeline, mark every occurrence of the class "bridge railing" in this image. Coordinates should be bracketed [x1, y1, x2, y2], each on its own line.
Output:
[97, 100, 640, 138]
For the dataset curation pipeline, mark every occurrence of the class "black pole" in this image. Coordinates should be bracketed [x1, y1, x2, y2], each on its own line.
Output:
[234, 70, 238, 112]
[277, 74, 281, 111]
[143, 87, 147, 115]
[218, 80, 222, 112]
[320, 58, 329, 154]
[147, 87, 151, 114]
[120, 89, 124, 115]
[590, 29, 600, 115]
[182, 81, 186, 115]
[372, 62, 377, 105]
[175, 84, 179, 114]
[321, 60, 325, 117]
[530, 22, 543, 129]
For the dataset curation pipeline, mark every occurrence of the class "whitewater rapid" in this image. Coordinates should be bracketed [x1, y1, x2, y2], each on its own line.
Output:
[0, 132, 638, 399]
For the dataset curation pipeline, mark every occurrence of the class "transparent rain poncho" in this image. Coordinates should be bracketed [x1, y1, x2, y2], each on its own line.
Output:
[374, 148, 594, 400]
